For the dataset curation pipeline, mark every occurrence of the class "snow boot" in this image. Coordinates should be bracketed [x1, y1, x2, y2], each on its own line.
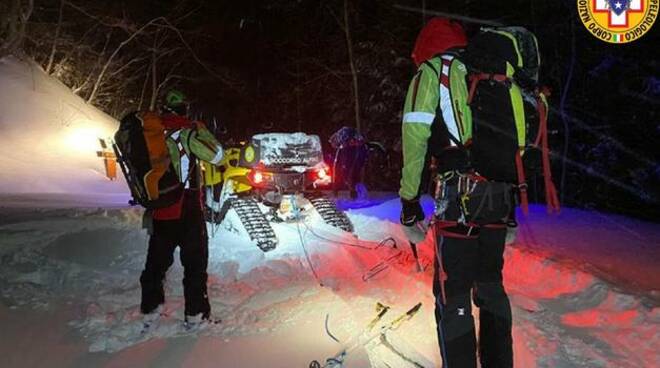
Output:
[184, 312, 220, 331]
[141, 304, 164, 333]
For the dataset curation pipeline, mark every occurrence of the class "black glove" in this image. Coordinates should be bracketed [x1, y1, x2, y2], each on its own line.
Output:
[437, 147, 470, 173]
[523, 146, 542, 173]
[400, 198, 424, 226]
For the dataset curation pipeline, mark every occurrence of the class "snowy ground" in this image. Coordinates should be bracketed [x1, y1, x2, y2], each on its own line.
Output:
[0, 195, 658, 368]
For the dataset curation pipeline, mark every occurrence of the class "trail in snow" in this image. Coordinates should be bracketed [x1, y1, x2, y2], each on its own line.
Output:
[0, 198, 658, 368]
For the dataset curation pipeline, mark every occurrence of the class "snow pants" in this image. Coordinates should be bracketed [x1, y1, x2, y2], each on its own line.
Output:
[433, 205, 513, 368]
[140, 190, 211, 318]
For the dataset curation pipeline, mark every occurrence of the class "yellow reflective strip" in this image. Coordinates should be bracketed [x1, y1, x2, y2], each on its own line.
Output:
[403, 112, 435, 124]
[509, 83, 526, 147]
[506, 62, 516, 78]
[488, 29, 523, 68]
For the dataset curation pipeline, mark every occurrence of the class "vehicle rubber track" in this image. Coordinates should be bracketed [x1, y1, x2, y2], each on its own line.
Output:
[230, 198, 278, 251]
[309, 197, 354, 233]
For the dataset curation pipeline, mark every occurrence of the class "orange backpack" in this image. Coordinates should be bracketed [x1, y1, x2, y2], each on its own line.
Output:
[113, 111, 183, 208]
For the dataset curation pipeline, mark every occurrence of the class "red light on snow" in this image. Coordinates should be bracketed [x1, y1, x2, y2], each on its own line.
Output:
[317, 168, 329, 180]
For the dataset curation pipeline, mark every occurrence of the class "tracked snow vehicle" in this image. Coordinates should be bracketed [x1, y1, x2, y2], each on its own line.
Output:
[203, 133, 353, 252]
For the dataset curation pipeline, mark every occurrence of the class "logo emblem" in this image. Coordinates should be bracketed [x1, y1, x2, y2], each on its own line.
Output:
[578, 0, 657, 43]
[607, 0, 632, 16]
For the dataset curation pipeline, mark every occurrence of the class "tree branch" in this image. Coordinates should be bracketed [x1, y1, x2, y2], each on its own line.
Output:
[87, 16, 165, 104]
[343, 0, 361, 132]
[153, 18, 239, 88]
[45, 0, 64, 74]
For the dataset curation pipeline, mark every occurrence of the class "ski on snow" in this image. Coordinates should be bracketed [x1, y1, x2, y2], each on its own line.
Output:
[310, 302, 423, 368]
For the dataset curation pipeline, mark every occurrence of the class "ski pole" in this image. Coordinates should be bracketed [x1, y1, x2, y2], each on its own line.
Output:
[410, 242, 423, 273]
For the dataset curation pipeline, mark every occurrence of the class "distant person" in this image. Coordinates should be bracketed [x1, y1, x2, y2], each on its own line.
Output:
[330, 126, 368, 199]
[132, 90, 224, 328]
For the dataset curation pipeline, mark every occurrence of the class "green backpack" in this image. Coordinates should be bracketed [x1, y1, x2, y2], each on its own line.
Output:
[449, 26, 559, 214]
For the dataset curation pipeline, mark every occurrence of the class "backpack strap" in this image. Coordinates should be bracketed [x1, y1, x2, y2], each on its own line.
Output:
[534, 90, 560, 213]
[167, 128, 197, 188]
[467, 73, 510, 104]
[437, 55, 467, 147]
[467, 69, 533, 214]
[514, 151, 529, 215]
[422, 60, 439, 78]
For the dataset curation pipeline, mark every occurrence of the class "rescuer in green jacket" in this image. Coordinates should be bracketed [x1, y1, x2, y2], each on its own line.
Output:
[400, 18, 514, 368]
[140, 90, 224, 328]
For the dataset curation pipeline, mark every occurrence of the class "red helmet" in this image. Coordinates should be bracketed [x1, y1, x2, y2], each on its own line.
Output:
[411, 17, 467, 67]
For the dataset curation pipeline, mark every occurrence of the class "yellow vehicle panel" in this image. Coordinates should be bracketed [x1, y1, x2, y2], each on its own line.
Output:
[203, 147, 253, 194]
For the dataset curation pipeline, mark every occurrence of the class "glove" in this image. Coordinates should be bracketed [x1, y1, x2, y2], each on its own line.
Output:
[400, 198, 427, 243]
[437, 147, 470, 173]
[401, 198, 424, 225]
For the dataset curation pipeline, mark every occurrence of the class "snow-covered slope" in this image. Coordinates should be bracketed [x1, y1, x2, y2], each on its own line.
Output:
[0, 56, 128, 205]
[0, 198, 658, 367]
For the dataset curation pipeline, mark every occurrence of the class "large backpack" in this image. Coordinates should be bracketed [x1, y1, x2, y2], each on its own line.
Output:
[446, 27, 559, 214]
[113, 111, 183, 209]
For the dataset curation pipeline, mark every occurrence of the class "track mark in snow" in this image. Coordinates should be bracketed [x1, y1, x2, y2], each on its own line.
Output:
[1, 203, 659, 367]
[506, 246, 659, 367]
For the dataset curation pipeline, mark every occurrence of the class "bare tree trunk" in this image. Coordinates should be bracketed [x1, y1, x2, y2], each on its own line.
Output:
[0, 0, 34, 56]
[137, 64, 150, 111]
[149, 38, 158, 110]
[52, 23, 98, 77]
[73, 31, 111, 95]
[16, 0, 32, 51]
[343, 0, 361, 133]
[155, 60, 182, 95]
[45, 0, 64, 74]
[87, 17, 164, 105]
[296, 54, 302, 131]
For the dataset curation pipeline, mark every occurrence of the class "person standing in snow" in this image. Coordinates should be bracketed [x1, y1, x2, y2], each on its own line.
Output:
[139, 89, 223, 327]
[330, 126, 368, 199]
[399, 19, 514, 367]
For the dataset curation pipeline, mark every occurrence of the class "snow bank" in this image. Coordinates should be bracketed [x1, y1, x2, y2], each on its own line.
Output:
[0, 56, 128, 205]
[516, 205, 660, 294]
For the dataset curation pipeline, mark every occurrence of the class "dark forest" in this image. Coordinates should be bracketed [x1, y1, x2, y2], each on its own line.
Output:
[3, 0, 659, 220]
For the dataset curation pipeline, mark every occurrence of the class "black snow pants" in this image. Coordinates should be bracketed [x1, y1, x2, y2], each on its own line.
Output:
[433, 198, 513, 368]
[140, 190, 211, 318]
